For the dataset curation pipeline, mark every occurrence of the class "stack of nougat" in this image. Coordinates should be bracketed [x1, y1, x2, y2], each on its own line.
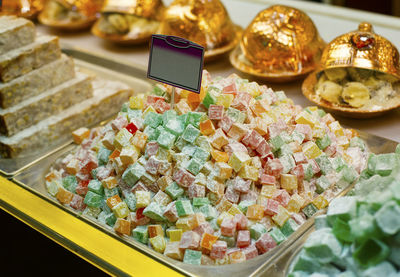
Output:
[0, 16, 134, 158]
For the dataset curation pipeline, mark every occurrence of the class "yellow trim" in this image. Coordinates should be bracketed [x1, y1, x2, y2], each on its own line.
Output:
[0, 177, 183, 277]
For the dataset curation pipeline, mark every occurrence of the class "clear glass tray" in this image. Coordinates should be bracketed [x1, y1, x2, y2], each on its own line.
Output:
[0, 45, 152, 177]
[9, 131, 398, 277]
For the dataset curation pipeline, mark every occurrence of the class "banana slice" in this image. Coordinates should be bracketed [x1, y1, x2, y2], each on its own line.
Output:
[363, 76, 385, 91]
[342, 82, 370, 108]
[375, 72, 399, 83]
[324, 68, 347, 82]
[347, 67, 373, 81]
[108, 14, 129, 33]
[317, 80, 342, 104]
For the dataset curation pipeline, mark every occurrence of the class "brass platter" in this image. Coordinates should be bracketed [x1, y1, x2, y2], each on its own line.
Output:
[303, 22, 400, 118]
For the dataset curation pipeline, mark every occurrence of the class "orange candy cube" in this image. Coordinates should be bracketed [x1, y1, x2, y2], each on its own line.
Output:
[246, 204, 264, 220]
[200, 233, 219, 250]
[56, 187, 74, 204]
[109, 149, 121, 160]
[107, 194, 122, 209]
[211, 150, 229, 163]
[114, 218, 131, 235]
[72, 127, 90, 144]
[187, 92, 201, 110]
[229, 251, 246, 264]
[199, 119, 215, 136]
[102, 176, 118, 189]
[131, 130, 148, 150]
[148, 224, 164, 238]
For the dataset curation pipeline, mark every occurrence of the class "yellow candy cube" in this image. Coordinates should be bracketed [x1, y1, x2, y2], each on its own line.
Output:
[246, 82, 261, 98]
[307, 106, 319, 112]
[217, 211, 234, 226]
[112, 202, 130, 218]
[216, 93, 234, 108]
[312, 124, 325, 139]
[131, 130, 148, 150]
[280, 174, 298, 190]
[302, 141, 323, 160]
[216, 162, 233, 180]
[228, 151, 251, 172]
[179, 88, 191, 99]
[287, 194, 305, 213]
[250, 99, 269, 116]
[142, 105, 157, 118]
[135, 191, 151, 208]
[260, 185, 276, 198]
[216, 197, 233, 213]
[329, 121, 344, 137]
[175, 217, 194, 232]
[312, 195, 329, 209]
[167, 229, 183, 242]
[192, 213, 206, 229]
[114, 128, 133, 150]
[120, 145, 139, 165]
[272, 206, 290, 227]
[149, 235, 166, 253]
[227, 204, 243, 216]
[164, 242, 183, 261]
[295, 111, 316, 128]
[176, 99, 191, 114]
[152, 191, 172, 206]
[238, 164, 259, 181]
[129, 94, 145, 110]
[337, 136, 350, 149]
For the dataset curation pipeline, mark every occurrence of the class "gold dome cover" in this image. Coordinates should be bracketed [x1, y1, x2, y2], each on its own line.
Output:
[158, 0, 242, 61]
[319, 22, 400, 80]
[101, 0, 164, 20]
[230, 5, 325, 82]
[0, 0, 44, 18]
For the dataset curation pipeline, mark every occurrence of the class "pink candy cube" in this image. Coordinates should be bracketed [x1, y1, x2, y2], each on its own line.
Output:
[145, 141, 159, 157]
[208, 105, 225, 120]
[218, 115, 233, 133]
[260, 174, 276, 186]
[154, 99, 170, 113]
[256, 140, 271, 156]
[237, 230, 251, 248]
[145, 156, 161, 175]
[224, 142, 248, 156]
[233, 177, 251, 193]
[173, 168, 195, 188]
[233, 214, 248, 230]
[221, 218, 236, 237]
[222, 83, 237, 94]
[210, 241, 227, 260]
[265, 159, 284, 178]
[291, 213, 307, 225]
[80, 157, 98, 175]
[231, 92, 251, 111]
[293, 152, 307, 164]
[111, 115, 128, 131]
[294, 124, 312, 141]
[193, 222, 214, 237]
[255, 233, 277, 254]
[243, 130, 264, 150]
[309, 159, 321, 175]
[242, 244, 258, 260]
[70, 194, 86, 210]
[131, 181, 149, 194]
[273, 190, 290, 207]
[264, 198, 280, 216]
[179, 231, 201, 250]
[291, 164, 305, 181]
[224, 185, 240, 203]
[240, 190, 258, 202]
[188, 184, 206, 199]
[163, 202, 178, 223]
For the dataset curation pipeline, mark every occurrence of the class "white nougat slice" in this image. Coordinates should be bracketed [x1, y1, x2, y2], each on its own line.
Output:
[0, 16, 36, 55]
[0, 78, 134, 158]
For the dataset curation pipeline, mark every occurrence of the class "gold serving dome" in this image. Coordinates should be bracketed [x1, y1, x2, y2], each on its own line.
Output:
[230, 5, 325, 81]
[319, 22, 400, 80]
[101, 0, 164, 20]
[158, 0, 238, 52]
[0, 0, 44, 18]
[52, 0, 104, 17]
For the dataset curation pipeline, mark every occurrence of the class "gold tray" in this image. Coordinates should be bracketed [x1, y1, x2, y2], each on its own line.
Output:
[0, 45, 152, 177]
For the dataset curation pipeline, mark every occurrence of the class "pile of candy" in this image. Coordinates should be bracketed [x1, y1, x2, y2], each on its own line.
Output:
[46, 70, 368, 266]
[289, 145, 400, 276]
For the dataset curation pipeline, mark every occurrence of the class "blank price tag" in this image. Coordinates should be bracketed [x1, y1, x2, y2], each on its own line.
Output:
[147, 35, 204, 94]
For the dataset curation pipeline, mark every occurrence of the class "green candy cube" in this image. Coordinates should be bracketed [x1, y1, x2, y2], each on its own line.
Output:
[280, 218, 299, 237]
[280, 154, 296, 174]
[304, 163, 314, 181]
[157, 130, 176, 149]
[175, 200, 194, 217]
[326, 196, 357, 225]
[91, 168, 98, 180]
[186, 159, 203, 175]
[315, 155, 333, 175]
[143, 202, 166, 221]
[331, 157, 346, 172]
[104, 187, 119, 199]
[165, 118, 185, 136]
[291, 131, 305, 144]
[302, 203, 319, 219]
[46, 181, 60, 197]
[124, 193, 137, 211]
[122, 163, 146, 186]
[127, 108, 142, 121]
[277, 144, 293, 157]
[226, 107, 245, 123]
[101, 200, 112, 213]
[105, 213, 117, 226]
[269, 135, 285, 152]
[182, 145, 197, 157]
[361, 262, 396, 277]
[162, 110, 177, 125]
[353, 239, 390, 267]
[182, 124, 200, 143]
[375, 201, 400, 235]
[179, 114, 188, 127]
[84, 191, 103, 208]
[120, 102, 129, 112]
[193, 197, 209, 207]
[88, 180, 104, 195]
[316, 176, 331, 194]
[82, 206, 101, 218]
[165, 182, 184, 200]
[62, 175, 77, 193]
[337, 165, 358, 189]
[97, 147, 111, 166]
[314, 215, 330, 230]
[202, 88, 219, 108]
[292, 249, 322, 273]
[174, 136, 188, 151]
[183, 249, 202, 265]
[144, 112, 162, 128]
[198, 204, 217, 220]
[192, 147, 210, 163]
[219, 235, 236, 247]
[349, 137, 366, 151]
[152, 85, 166, 96]
[132, 225, 149, 244]
[316, 134, 331, 150]
[195, 136, 212, 152]
[332, 217, 353, 243]
[317, 109, 326, 118]
[187, 112, 205, 128]
[303, 228, 342, 264]
[238, 200, 256, 213]
[250, 223, 267, 240]
[144, 125, 160, 141]
[350, 212, 380, 243]
[280, 132, 293, 144]
[269, 227, 286, 244]
[375, 153, 398, 176]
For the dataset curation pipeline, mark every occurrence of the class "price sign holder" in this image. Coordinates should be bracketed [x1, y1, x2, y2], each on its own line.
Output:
[147, 34, 205, 108]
